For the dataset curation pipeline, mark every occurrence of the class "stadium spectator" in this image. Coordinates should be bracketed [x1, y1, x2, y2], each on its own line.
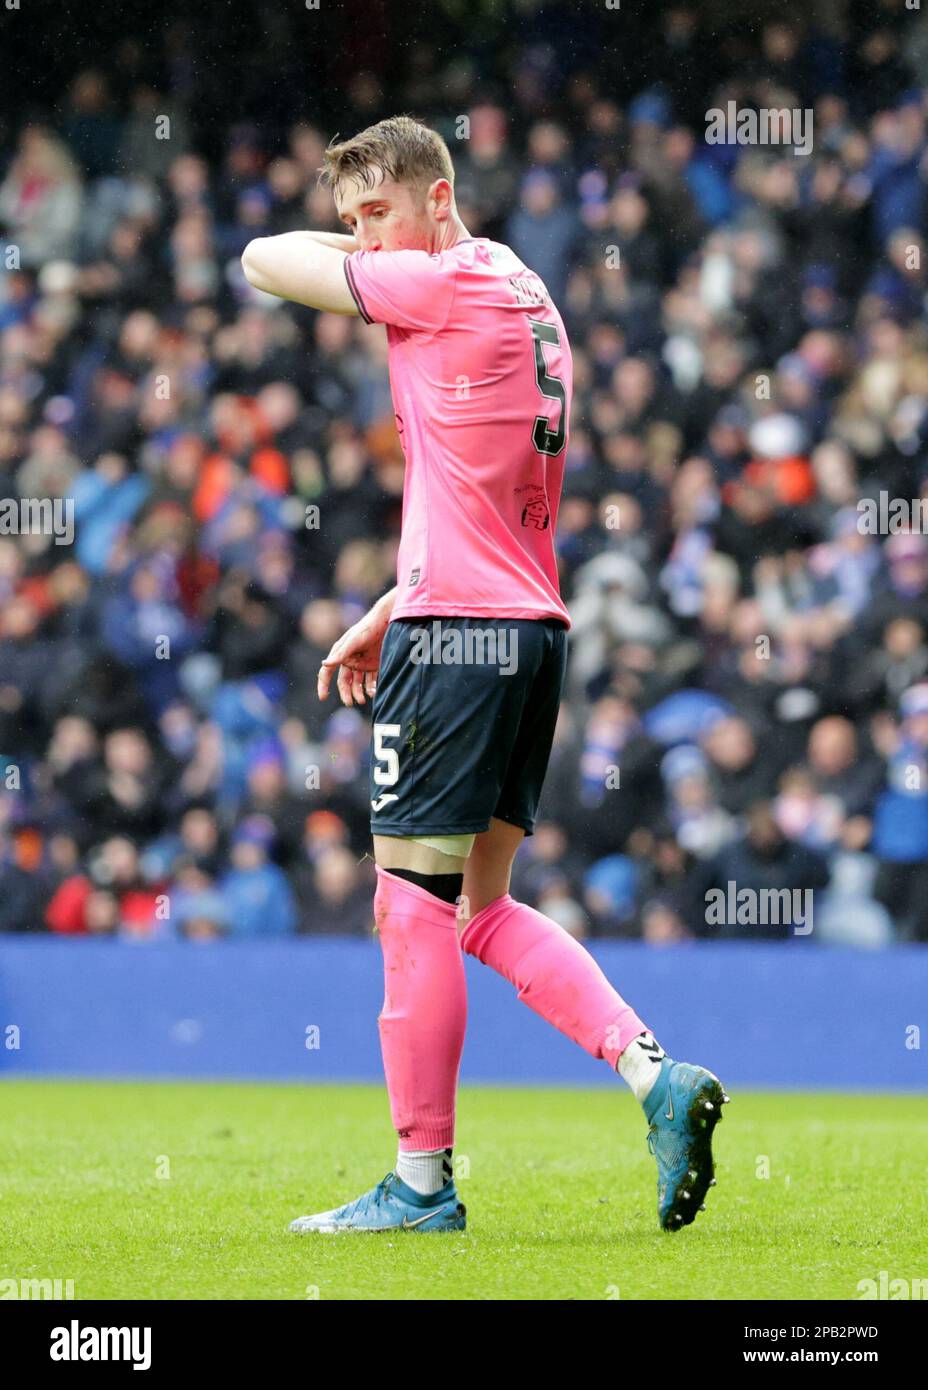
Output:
[218, 815, 297, 936]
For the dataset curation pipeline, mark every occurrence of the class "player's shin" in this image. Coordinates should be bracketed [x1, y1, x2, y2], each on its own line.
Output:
[374, 866, 467, 1163]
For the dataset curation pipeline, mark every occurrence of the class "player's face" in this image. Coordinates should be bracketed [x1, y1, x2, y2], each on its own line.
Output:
[336, 169, 439, 253]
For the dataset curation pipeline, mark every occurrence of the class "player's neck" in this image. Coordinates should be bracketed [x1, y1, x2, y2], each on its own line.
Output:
[430, 217, 473, 254]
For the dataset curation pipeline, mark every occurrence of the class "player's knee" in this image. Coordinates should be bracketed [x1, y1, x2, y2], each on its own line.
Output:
[455, 883, 511, 937]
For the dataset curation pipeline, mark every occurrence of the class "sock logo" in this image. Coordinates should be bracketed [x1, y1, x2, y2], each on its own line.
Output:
[637, 1037, 665, 1065]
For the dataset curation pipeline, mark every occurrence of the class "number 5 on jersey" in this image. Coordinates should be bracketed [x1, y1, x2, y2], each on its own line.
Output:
[529, 319, 567, 456]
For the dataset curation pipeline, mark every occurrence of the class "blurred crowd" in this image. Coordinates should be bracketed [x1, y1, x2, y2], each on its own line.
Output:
[3, 2, 928, 943]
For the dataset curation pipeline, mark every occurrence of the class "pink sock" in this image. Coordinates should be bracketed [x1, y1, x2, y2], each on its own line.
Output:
[460, 894, 647, 1069]
[374, 866, 466, 1151]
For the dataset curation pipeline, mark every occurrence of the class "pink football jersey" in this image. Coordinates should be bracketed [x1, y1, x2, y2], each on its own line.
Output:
[344, 237, 572, 627]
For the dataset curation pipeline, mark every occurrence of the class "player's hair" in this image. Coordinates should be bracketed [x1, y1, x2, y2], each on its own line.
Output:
[320, 116, 455, 203]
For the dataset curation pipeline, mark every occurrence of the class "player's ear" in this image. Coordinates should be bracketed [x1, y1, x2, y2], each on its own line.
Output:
[428, 177, 454, 221]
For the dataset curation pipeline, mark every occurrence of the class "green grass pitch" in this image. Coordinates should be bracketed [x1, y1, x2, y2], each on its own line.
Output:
[1, 1079, 924, 1300]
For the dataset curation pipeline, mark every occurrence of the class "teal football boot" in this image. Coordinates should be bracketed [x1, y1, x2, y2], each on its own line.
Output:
[289, 1171, 466, 1234]
[643, 1059, 730, 1231]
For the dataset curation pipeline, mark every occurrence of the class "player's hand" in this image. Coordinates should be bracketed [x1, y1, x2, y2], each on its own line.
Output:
[317, 608, 388, 707]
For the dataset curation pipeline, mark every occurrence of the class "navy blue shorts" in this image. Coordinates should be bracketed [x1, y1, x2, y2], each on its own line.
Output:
[369, 616, 568, 838]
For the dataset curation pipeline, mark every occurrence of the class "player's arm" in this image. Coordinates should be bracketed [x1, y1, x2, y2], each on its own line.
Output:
[241, 230, 359, 313]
